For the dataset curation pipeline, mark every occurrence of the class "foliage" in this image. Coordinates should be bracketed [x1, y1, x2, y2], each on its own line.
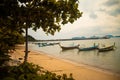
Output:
[0, 0, 82, 62]
[25, 35, 36, 41]
[0, 26, 24, 66]
[22, 0, 82, 35]
[0, 62, 74, 80]
[0, 1, 82, 79]
[0, 0, 82, 35]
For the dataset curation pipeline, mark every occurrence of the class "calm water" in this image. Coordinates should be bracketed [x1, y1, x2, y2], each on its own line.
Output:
[29, 38, 120, 74]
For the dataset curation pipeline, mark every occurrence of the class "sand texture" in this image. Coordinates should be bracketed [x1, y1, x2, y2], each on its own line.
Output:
[10, 45, 120, 80]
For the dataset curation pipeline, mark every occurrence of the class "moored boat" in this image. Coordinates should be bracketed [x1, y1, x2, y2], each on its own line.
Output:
[59, 43, 79, 50]
[38, 42, 54, 47]
[79, 43, 98, 51]
[98, 43, 115, 52]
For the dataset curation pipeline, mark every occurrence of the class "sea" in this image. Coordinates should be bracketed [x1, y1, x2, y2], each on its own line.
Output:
[29, 38, 120, 75]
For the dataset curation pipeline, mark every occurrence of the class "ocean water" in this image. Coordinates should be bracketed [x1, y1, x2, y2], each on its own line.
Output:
[29, 38, 120, 74]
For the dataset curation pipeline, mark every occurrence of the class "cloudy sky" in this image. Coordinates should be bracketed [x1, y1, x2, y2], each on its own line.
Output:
[28, 0, 120, 40]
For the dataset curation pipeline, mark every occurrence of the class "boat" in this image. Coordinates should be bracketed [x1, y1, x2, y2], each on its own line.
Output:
[98, 43, 115, 52]
[79, 43, 99, 51]
[59, 43, 79, 50]
[38, 42, 54, 47]
[48, 42, 59, 45]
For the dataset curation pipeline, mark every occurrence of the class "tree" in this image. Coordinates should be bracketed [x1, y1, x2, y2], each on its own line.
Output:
[19, 0, 83, 62]
[0, 23, 24, 66]
[26, 35, 36, 41]
[0, 1, 82, 79]
[0, 0, 82, 62]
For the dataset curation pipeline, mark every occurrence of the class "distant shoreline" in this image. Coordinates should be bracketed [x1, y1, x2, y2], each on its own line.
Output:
[33, 37, 112, 42]
[28, 35, 120, 42]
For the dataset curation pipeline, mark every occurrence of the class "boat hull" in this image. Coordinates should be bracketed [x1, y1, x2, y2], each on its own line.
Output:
[79, 46, 98, 51]
[98, 42, 115, 52]
[98, 46, 114, 52]
[59, 44, 79, 50]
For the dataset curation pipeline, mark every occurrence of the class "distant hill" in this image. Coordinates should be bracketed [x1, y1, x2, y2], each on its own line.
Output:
[24, 35, 36, 41]
[71, 35, 114, 40]
[114, 36, 120, 38]
[104, 35, 113, 38]
[114, 35, 120, 37]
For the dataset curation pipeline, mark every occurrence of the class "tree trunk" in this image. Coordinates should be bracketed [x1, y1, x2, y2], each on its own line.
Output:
[24, 24, 29, 63]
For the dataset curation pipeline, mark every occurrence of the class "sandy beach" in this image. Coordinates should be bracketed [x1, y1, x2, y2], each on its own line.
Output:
[10, 45, 120, 80]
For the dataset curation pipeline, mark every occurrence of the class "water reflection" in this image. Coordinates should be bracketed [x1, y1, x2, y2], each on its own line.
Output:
[31, 38, 120, 74]
[97, 50, 116, 56]
[59, 49, 79, 54]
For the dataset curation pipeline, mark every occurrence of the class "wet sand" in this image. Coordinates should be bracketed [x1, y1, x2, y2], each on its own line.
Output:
[11, 45, 120, 80]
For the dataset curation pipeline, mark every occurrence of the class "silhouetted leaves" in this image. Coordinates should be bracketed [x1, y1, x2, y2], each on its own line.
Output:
[0, 1, 82, 79]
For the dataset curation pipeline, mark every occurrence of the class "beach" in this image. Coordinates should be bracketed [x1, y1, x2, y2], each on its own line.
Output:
[11, 44, 120, 80]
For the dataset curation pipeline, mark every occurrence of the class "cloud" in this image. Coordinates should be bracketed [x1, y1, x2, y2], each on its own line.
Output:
[101, 0, 120, 16]
[109, 8, 120, 16]
[103, 0, 120, 6]
[89, 12, 98, 19]
[98, 8, 106, 12]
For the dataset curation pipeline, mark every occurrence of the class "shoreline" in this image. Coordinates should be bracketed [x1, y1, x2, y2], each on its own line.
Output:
[29, 49, 120, 77]
[12, 44, 120, 80]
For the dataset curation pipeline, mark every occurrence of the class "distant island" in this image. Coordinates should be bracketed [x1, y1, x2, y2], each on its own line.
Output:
[71, 35, 113, 40]
[27, 34, 120, 42]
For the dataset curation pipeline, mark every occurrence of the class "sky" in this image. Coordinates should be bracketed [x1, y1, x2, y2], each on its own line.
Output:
[28, 0, 120, 40]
